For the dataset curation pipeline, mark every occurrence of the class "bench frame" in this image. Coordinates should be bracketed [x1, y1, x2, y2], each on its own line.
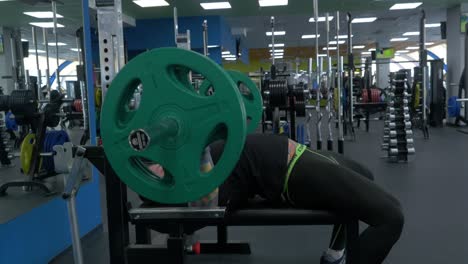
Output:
[85, 146, 359, 264]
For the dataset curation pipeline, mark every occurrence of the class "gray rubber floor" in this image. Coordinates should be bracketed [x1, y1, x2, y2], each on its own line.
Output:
[50, 122, 468, 264]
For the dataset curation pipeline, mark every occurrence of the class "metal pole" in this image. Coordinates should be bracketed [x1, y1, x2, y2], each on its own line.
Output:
[420, 10, 428, 137]
[9, 37, 19, 90]
[308, 57, 313, 84]
[313, 0, 322, 150]
[347, 13, 354, 126]
[271, 16, 275, 65]
[465, 23, 468, 118]
[336, 11, 344, 154]
[173, 7, 178, 45]
[67, 194, 84, 264]
[32, 26, 42, 99]
[52, 0, 60, 89]
[326, 13, 333, 151]
[202, 20, 208, 56]
[43, 28, 51, 92]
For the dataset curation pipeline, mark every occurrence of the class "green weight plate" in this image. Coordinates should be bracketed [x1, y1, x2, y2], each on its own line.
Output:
[20, 134, 35, 174]
[199, 70, 263, 134]
[101, 47, 247, 204]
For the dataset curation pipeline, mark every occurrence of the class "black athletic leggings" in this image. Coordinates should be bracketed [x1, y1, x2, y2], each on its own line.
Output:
[288, 149, 404, 264]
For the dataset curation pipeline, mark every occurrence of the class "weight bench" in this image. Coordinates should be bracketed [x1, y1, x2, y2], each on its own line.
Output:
[83, 147, 359, 264]
[127, 201, 359, 264]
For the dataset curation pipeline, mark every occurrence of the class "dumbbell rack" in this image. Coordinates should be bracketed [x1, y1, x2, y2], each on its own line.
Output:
[0, 111, 12, 167]
[382, 78, 415, 162]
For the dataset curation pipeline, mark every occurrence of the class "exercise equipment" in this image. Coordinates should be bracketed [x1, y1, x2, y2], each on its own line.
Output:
[20, 134, 39, 174]
[42, 130, 70, 174]
[101, 48, 247, 204]
[199, 70, 263, 134]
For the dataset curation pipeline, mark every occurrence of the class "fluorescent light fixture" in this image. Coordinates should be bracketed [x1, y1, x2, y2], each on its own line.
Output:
[361, 51, 372, 55]
[352, 17, 377, 23]
[225, 58, 237, 61]
[406, 46, 419, 50]
[271, 52, 284, 56]
[29, 22, 65, 28]
[259, 0, 288, 7]
[70, 48, 81, 52]
[301, 34, 320, 39]
[353, 45, 365, 49]
[207, 45, 220, 48]
[269, 49, 284, 53]
[317, 54, 327, 57]
[222, 51, 231, 55]
[21, 39, 27, 42]
[24, 11, 63, 18]
[368, 48, 376, 51]
[329, 40, 346, 45]
[200, 2, 231, 10]
[133, 0, 169, 7]
[396, 50, 409, 54]
[390, 37, 408, 42]
[425, 23, 440, 28]
[323, 47, 337, 50]
[222, 54, 236, 58]
[403, 31, 419, 36]
[268, 43, 285, 47]
[309, 16, 334, 22]
[48, 42, 67, 46]
[29, 49, 45, 54]
[274, 55, 283, 59]
[335, 35, 353, 39]
[389, 2, 422, 10]
[426, 42, 434, 46]
[266, 31, 286, 36]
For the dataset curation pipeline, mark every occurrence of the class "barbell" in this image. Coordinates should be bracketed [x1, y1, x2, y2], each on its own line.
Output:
[101, 48, 262, 204]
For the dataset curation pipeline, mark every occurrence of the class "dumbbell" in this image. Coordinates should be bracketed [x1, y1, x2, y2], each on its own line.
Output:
[387, 113, 410, 121]
[389, 121, 412, 129]
[389, 147, 415, 156]
[388, 101, 408, 107]
[388, 138, 414, 146]
[388, 107, 409, 113]
[389, 130, 413, 138]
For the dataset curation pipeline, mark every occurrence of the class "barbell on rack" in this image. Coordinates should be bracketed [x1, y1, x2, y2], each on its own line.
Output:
[101, 48, 263, 204]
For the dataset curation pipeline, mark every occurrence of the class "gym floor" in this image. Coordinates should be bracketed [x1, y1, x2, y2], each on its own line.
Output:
[49, 122, 468, 264]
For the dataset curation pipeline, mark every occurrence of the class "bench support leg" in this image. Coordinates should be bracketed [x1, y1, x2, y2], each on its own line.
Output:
[199, 225, 251, 255]
[345, 220, 360, 264]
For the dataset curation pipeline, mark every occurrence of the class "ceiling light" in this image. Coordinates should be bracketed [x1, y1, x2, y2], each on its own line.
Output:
[200, 2, 231, 9]
[323, 47, 337, 50]
[362, 51, 372, 55]
[222, 51, 231, 55]
[353, 45, 365, 49]
[70, 48, 81, 52]
[29, 22, 65, 28]
[390, 37, 409, 42]
[225, 57, 237, 61]
[352, 17, 377, 23]
[269, 49, 284, 53]
[207, 45, 220, 48]
[309, 16, 334, 22]
[28, 49, 45, 54]
[271, 52, 284, 56]
[389, 2, 422, 10]
[317, 54, 327, 57]
[259, 0, 288, 7]
[426, 42, 434, 46]
[268, 43, 285, 47]
[133, 0, 169, 7]
[368, 48, 376, 51]
[406, 46, 419, 50]
[266, 31, 286, 36]
[48, 42, 67, 46]
[403, 31, 419, 36]
[274, 55, 283, 59]
[396, 50, 409, 53]
[425, 23, 440, 28]
[329, 40, 346, 45]
[24, 11, 64, 18]
[301, 34, 320, 39]
[222, 54, 236, 58]
[335, 35, 353, 39]
[21, 39, 28, 42]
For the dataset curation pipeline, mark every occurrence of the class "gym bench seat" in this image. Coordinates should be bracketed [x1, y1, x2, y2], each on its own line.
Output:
[127, 202, 359, 264]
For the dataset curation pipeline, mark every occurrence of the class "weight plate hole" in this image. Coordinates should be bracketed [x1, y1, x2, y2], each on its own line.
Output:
[133, 157, 175, 185]
[200, 124, 228, 174]
[239, 83, 253, 100]
[116, 79, 143, 127]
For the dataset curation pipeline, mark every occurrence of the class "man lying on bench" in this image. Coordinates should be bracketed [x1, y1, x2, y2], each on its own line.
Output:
[145, 134, 404, 264]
